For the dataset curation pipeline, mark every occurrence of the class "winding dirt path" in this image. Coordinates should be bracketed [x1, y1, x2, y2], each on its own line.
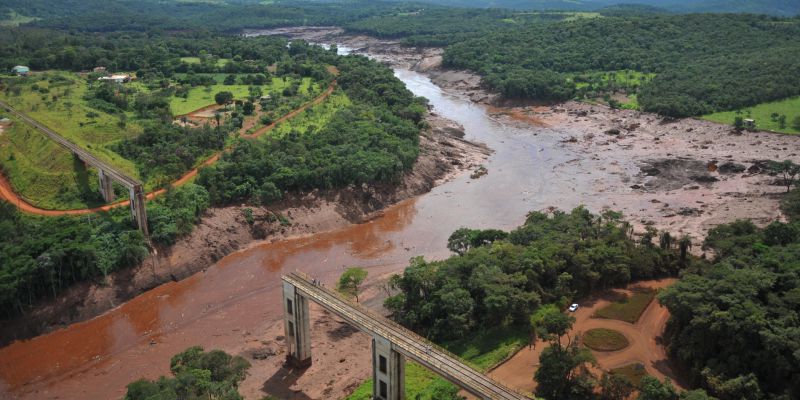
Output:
[0, 82, 336, 216]
[488, 278, 685, 394]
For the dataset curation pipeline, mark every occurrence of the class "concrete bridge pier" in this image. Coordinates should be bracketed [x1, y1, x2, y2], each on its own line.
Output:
[129, 185, 149, 237]
[372, 336, 405, 400]
[98, 169, 115, 202]
[283, 281, 312, 368]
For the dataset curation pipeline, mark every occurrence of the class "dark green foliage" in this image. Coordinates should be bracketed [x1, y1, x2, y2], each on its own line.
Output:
[197, 56, 423, 206]
[0, 201, 147, 317]
[147, 184, 210, 246]
[442, 14, 800, 116]
[658, 191, 800, 399]
[114, 123, 230, 183]
[385, 207, 685, 341]
[125, 346, 250, 400]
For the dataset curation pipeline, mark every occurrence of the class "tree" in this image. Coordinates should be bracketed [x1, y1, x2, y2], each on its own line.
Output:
[223, 74, 236, 85]
[242, 101, 255, 115]
[778, 114, 787, 129]
[768, 160, 800, 192]
[792, 116, 800, 131]
[601, 373, 635, 400]
[638, 376, 678, 400]
[214, 91, 234, 106]
[337, 267, 368, 302]
[678, 234, 692, 263]
[733, 116, 744, 131]
[535, 341, 597, 400]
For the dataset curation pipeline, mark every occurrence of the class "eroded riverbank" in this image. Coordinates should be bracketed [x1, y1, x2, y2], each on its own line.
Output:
[2, 28, 799, 400]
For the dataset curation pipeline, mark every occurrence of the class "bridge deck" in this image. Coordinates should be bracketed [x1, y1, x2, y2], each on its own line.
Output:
[0, 100, 141, 188]
[283, 272, 531, 400]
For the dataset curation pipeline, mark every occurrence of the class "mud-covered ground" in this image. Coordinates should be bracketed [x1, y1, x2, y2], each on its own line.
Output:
[279, 25, 799, 248]
[0, 113, 489, 346]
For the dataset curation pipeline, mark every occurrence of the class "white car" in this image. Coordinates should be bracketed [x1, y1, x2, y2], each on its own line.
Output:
[568, 303, 579, 312]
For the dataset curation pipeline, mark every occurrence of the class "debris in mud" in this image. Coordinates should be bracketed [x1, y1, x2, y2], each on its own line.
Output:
[605, 128, 621, 136]
[678, 207, 704, 216]
[471, 165, 488, 179]
[638, 158, 720, 191]
[252, 346, 278, 360]
[718, 162, 747, 174]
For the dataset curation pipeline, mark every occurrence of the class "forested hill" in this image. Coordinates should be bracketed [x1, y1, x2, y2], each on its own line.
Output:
[442, 14, 800, 117]
[389, 0, 800, 16]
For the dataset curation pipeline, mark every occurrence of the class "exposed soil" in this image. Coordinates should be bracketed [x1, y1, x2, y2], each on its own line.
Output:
[0, 112, 489, 346]
[488, 279, 682, 395]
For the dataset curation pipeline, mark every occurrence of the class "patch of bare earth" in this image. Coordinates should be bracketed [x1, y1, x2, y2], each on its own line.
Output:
[0, 113, 489, 346]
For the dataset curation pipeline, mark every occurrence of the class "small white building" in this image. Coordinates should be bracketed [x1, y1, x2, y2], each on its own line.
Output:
[98, 74, 131, 84]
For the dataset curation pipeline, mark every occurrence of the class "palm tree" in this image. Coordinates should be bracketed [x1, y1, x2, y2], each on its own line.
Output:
[678, 234, 693, 263]
[659, 231, 673, 250]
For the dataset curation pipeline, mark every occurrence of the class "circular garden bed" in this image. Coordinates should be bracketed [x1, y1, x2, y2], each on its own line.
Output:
[583, 328, 630, 351]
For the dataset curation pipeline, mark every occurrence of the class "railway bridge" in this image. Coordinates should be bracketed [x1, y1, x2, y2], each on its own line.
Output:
[0, 100, 148, 235]
[282, 272, 530, 400]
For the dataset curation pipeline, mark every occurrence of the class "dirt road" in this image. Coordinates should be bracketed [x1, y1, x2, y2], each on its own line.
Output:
[0, 82, 336, 216]
[488, 279, 684, 394]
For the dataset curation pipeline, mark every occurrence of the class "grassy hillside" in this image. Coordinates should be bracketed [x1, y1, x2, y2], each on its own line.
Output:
[0, 117, 106, 209]
[702, 96, 800, 134]
[0, 72, 142, 180]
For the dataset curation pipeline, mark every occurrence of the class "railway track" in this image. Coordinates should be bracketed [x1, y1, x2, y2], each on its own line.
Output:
[284, 272, 531, 400]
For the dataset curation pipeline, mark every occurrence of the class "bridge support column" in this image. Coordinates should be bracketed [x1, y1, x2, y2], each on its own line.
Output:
[282, 282, 312, 367]
[129, 185, 149, 237]
[372, 336, 405, 400]
[98, 169, 115, 202]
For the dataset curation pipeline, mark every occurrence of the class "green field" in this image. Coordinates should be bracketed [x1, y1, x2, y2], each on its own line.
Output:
[179, 57, 231, 67]
[170, 76, 315, 115]
[0, 118, 107, 209]
[610, 363, 649, 387]
[344, 325, 528, 399]
[0, 72, 142, 180]
[269, 92, 351, 138]
[702, 96, 800, 134]
[0, 11, 39, 27]
[594, 289, 657, 324]
[583, 328, 629, 351]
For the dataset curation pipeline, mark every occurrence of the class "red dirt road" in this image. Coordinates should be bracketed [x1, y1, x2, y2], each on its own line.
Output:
[0, 82, 335, 216]
[488, 278, 685, 395]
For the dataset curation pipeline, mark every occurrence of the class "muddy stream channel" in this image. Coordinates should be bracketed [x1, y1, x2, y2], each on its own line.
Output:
[0, 42, 727, 399]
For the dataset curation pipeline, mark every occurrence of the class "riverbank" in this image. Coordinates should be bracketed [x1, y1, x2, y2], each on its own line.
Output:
[3, 27, 798, 400]
[280, 25, 799, 247]
[0, 112, 489, 346]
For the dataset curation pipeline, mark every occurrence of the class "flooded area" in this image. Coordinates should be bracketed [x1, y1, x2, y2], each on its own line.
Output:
[0, 55, 610, 400]
[1, 34, 796, 399]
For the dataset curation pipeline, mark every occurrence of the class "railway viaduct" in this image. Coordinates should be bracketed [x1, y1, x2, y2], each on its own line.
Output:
[282, 272, 530, 400]
[0, 100, 149, 235]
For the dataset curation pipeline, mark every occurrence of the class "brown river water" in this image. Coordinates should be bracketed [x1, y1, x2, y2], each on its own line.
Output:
[0, 65, 635, 399]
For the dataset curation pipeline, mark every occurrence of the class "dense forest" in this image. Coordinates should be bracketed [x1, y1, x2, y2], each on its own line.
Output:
[125, 346, 250, 400]
[442, 14, 800, 116]
[197, 54, 426, 205]
[385, 207, 691, 341]
[658, 191, 800, 399]
[384, 207, 709, 399]
[0, 184, 209, 318]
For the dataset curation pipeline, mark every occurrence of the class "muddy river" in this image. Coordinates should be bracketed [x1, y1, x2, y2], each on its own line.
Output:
[0, 57, 639, 399]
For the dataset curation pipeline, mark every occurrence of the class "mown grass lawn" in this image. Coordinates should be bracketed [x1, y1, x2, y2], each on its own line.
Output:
[169, 76, 315, 115]
[583, 328, 629, 352]
[610, 363, 649, 387]
[344, 325, 529, 399]
[594, 289, 656, 324]
[702, 96, 800, 134]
